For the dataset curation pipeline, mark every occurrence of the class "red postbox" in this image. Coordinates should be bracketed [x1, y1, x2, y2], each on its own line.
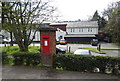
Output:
[41, 35, 50, 54]
[40, 27, 57, 66]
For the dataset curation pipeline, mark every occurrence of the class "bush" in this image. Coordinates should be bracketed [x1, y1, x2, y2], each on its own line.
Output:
[2, 52, 8, 64]
[54, 54, 120, 75]
[2, 52, 14, 65]
[13, 52, 41, 66]
[54, 54, 96, 72]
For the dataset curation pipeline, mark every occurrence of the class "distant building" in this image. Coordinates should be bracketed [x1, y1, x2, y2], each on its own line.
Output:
[0, 21, 99, 43]
[0, 30, 11, 42]
[64, 21, 98, 42]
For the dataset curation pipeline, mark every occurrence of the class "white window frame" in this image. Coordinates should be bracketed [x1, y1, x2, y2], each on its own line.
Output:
[71, 28, 75, 32]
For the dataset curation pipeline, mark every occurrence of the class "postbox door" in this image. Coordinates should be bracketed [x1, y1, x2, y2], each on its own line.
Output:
[41, 35, 50, 54]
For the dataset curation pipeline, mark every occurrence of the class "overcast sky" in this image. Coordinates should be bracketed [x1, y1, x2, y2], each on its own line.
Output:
[52, 0, 119, 21]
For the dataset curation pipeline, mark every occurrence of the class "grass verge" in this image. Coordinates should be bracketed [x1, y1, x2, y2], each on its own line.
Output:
[101, 48, 120, 50]
[112, 43, 120, 47]
[79, 47, 106, 54]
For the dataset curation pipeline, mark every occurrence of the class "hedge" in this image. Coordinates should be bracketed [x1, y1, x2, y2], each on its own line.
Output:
[13, 52, 41, 66]
[2, 52, 14, 65]
[2, 52, 8, 64]
[54, 54, 120, 75]
[3, 51, 120, 75]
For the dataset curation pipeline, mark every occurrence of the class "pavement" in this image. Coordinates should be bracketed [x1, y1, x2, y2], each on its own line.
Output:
[0, 64, 1, 81]
[2, 65, 119, 79]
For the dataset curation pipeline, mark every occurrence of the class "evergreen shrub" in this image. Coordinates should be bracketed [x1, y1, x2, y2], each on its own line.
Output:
[13, 52, 41, 66]
[54, 54, 120, 75]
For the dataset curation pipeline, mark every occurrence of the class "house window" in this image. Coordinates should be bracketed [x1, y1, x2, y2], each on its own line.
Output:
[71, 28, 75, 32]
[60, 36, 63, 39]
[88, 28, 92, 32]
[58, 36, 63, 41]
[91, 28, 92, 32]
[73, 29, 75, 32]
[71, 28, 72, 32]
[81, 28, 83, 32]
[79, 28, 83, 32]
[79, 28, 81, 32]
[88, 28, 90, 32]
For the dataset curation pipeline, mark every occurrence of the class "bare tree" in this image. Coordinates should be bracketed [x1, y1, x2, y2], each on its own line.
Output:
[2, 1, 56, 51]
[103, 2, 118, 20]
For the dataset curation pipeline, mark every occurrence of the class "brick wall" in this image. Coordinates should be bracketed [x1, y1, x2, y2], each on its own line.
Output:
[40, 31, 56, 55]
[40, 27, 56, 66]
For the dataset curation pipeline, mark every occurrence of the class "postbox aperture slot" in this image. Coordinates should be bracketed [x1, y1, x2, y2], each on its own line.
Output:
[43, 37, 48, 39]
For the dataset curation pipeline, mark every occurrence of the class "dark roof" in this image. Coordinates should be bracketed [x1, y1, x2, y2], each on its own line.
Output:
[39, 27, 57, 31]
[50, 23, 67, 31]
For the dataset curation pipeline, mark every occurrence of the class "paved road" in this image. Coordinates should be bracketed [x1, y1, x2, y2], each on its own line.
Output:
[65, 43, 119, 51]
[57, 43, 119, 57]
[2, 65, 119, 79]
[103, 50, 119, 57]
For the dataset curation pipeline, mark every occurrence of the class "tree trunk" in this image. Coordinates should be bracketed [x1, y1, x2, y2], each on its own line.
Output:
[13, 32, 29, 52]
[20, 46, 28, 52]
[18, 43, 28, 52]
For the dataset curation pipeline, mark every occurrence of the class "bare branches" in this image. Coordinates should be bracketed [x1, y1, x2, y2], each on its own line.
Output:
[2, 0, 56, 51]
[103, 1, 119, 20]
[103, 1, 120, 43]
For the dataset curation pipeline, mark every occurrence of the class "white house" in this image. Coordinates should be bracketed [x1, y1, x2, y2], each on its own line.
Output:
[0, 30, 11, 42]
[64, 21, 98, 42]
[66, 21, 98, 35]
[56, 28, 66, 41]
[49, 23, 67, 41]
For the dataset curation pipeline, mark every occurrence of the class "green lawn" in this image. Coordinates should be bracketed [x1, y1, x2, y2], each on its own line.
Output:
[1, 46, 40, 55]
[101, 48, 120, 50]
[112, 43, 120, 47]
